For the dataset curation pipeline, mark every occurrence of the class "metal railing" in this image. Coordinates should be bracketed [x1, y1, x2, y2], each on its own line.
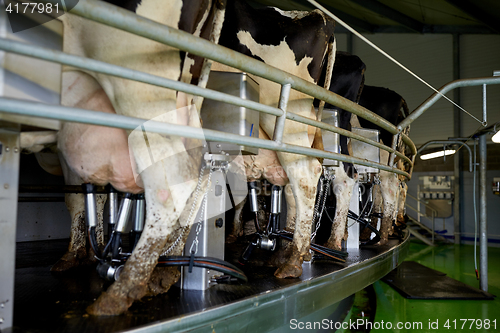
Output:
[0, 0, 415, 179]
[406, 193, 437, 244]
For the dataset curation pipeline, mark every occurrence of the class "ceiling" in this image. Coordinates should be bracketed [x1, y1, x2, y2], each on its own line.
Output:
[249, 0, 500, 34]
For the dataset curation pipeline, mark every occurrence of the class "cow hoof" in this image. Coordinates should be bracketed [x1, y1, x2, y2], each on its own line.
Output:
[268, 244, 293, 267]
[146, 267, 180, 296]
[86, 291, 132, 316]
[51, 250, 90, 272]
[324, 241, 342, 252]
[274, 262, 302, 279]
[274, 249, 303, 278]
[376, 238, 388, 246]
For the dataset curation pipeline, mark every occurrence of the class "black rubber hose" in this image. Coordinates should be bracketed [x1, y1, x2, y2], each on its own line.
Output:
[88, 226, 102, 259]
[157, 256, 248, 282]
[277, 233, 347, 262]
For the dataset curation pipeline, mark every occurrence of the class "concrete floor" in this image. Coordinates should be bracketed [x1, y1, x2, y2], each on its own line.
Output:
[373, 241, 500, 333]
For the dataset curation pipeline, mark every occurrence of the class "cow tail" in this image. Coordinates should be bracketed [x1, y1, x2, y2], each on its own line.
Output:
[316, 37, 336, 123]
[193, 0, 227, 112]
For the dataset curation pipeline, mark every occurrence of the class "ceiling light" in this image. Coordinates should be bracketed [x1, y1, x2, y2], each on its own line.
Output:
[493, 130, 500, 143]
[420, 149, 456, 160]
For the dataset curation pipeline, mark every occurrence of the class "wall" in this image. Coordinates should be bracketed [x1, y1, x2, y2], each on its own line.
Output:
[335, 32, 500, 244]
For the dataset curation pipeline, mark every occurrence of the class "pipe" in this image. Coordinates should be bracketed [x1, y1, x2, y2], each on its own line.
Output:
[479, 134, 488, 292]
[272, 84, 291, 144]
[417, 140, 474, 172]
[0, 38, 282, 118]
[0, 38, 416, 160]
[399, 76, 500, 130]
[0, 98, 411, 178]
[483, 84, 487, 125]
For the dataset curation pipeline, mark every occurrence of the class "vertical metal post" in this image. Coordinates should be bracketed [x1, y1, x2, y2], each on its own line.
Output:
[0, 123, 21, 331]
[479, 133, 488, 292]
[452, 33, 462, 244]
[482, 84, 487, 125]
[272, 84, 291, 144]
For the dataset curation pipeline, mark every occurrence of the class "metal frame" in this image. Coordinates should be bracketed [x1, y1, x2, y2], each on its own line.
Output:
[131, 233, 410, 333]
[0, 122, 20, 330]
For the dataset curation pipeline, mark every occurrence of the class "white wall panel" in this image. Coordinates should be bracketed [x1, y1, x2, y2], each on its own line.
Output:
[351, 33, 454, 146]
[460, 35, 500, 137]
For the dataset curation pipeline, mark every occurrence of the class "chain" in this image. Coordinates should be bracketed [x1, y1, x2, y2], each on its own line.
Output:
[311, 169, 334, 241]
[188, 166, 214, 255]
[162, 160, 209, 256]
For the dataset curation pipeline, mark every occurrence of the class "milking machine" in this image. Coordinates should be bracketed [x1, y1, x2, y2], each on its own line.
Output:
[84, 153, 247, 286]
[239, 178, 349, 263]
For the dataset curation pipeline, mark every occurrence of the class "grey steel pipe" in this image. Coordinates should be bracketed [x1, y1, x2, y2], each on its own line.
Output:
[134, 194, 145, 232]
[0, 38, 416, 161]
[83, 185, 98, 228]
[0, 97, 411, 178]
[108, 186, 119, 232]
[483, 84, 487, 125]
[417, 140, 473, 172]
[479, 134, 488, 292]
[116, 195, 134, 233]
[272, 84, 291, 144]
[399, 76, 500, 131]
[0, 38, 282, 118]
[41, 0, 412, 149]
[287, 112, 414, 163]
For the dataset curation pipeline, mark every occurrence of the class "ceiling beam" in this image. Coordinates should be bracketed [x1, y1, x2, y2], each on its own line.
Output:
[373, 25, 495, 34]
[348, 0, 424, 33]
[445, 0, 500, 34]
[250, 0, 377, 32]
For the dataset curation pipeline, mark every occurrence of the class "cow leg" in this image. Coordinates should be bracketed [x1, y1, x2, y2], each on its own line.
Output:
[269, 185, 295, 267]
[52, 164, 106, 272]
[396, 181, 407, 226]
[274, 155, 321, 279]
[360, 183, 382, 241]
[227, 196, 247, 243]
[146, 172, 208, 296]
[325, 163, 356, 251]
[377, 170, 399, 245]
[87, 133, 202, 316]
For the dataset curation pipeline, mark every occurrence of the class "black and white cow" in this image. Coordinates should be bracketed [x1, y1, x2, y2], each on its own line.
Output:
[314, 55, 410, 250]
[356, 85, 410, 245]
[60, 0, 223, 315]
[57, 0, 336, 315]
[214, 0, 336, 278]
[316, 51, 366, 250]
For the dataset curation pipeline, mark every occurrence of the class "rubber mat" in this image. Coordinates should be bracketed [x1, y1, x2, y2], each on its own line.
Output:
[382, 261, 495, 300]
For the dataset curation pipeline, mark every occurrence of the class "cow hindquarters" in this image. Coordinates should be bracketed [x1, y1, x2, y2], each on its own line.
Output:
[87, 135, 202, 316]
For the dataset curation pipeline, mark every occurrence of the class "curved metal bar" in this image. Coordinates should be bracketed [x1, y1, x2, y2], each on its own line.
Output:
[417, 140, 473, 172]
[288, 112, 412, 165]
[0, 97, 411, 179]
[399, 76, 500, 131]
